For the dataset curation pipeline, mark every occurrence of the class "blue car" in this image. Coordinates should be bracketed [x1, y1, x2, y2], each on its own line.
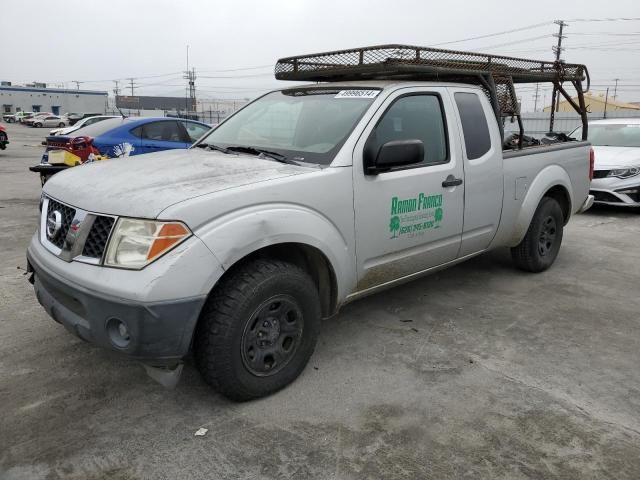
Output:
[30, 117, 211, 184]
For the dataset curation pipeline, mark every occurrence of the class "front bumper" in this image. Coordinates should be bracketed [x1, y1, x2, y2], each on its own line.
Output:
[590, 175, 640, 207]
[28, 248, 207, 365]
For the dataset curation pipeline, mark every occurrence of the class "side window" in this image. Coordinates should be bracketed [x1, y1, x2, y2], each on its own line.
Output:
[367, 94, 448, 167]
[454, 92, 491, 160]
[181, 121, 210, 142]
[136, 121, 187, 142]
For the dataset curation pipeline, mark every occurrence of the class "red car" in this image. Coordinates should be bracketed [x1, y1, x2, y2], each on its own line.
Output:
[0, 125, 8, 150]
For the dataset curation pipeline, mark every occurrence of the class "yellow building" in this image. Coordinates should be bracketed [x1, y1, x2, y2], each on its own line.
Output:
[544, 93, 640, 113]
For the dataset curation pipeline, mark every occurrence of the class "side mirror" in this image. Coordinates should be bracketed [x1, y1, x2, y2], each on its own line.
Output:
[364, 139, 424, 174]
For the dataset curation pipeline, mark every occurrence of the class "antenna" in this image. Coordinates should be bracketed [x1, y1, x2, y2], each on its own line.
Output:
[117, 106, 127, 119]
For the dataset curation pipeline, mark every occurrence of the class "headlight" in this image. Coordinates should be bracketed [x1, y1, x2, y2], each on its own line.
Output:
[608, 167, 640, 179]
[104, 218, 191, 269]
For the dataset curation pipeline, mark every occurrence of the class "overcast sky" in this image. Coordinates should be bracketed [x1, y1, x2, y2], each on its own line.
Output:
[2, 0, 639, 110]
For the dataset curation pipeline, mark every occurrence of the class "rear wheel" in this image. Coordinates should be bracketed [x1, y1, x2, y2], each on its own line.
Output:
[195, 258, 321, 401]
[511, 197, 564, 273]
[0, 132, 6, 150]
[58, 122, 65, 127]
[34, 122, 42, 128]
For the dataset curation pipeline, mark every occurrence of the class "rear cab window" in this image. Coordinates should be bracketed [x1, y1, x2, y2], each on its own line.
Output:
[454, 92, 491, 159]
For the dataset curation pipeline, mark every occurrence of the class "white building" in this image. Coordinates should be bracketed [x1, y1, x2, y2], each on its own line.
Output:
[1, 82, 108, 116]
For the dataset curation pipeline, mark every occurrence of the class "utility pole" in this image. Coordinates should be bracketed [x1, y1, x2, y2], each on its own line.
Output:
[552, 20, 567, 113]
[604, 87, 609, 119]
[128, 78, 137, 96]
[533, 83, 540, 112]
[613, 78, 620, 101]
[184, 45, 197, 116]
[72, 80, 82, 90]
[113, 80, 120, 97]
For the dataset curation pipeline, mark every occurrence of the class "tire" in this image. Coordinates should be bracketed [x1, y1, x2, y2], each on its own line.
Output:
[0, 132, 6, 150]
[58, 122, 65, 127]
[195, 258, 321, 401]
[34, 122, 42, 128]
[511, 197, 564, 273]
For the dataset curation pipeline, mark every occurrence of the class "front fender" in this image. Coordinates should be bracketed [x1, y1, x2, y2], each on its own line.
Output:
[510, 165, 573, 246]
[194, 203, 354, 302]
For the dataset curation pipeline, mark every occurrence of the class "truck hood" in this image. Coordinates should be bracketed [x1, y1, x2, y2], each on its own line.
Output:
[592, 146, 640, 169]
[43, 149, 314, 218]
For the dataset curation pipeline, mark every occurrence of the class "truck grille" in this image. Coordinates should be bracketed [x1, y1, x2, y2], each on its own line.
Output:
[82, 215, 115, 259]
[46, 199, 76, 249]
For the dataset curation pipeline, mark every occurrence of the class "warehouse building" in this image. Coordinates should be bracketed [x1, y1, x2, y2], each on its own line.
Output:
[1, 82, 108, 116]
[544, 92, 640, 113]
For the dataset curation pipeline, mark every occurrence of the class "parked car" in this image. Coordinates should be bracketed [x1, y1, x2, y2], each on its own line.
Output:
[29, 116, 210, 183]
[32, 115, 67, 128]
[0, 125, 8, 149]
[19, 112, 39, 123]
[3, 111, 33, 123]
[23, 113, 53, 126]
[49, 115, 118, 136]
[66, 112, 103, 126]
[571, 118, 640, 208]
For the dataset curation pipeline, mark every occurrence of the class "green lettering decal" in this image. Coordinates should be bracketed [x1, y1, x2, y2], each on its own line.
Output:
[388, 192, 445, 239]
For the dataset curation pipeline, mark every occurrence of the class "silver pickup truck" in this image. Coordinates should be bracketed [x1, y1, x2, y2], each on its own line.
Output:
[27, 46, 594, 400]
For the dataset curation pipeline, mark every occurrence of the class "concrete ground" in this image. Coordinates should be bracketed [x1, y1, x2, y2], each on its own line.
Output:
[0, 121, 639, 480]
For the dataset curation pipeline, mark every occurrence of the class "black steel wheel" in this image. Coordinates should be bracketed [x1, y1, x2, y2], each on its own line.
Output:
[241, 295, 304, 377]
[511, 197, 564, 273]
[195, 258, 321, 401]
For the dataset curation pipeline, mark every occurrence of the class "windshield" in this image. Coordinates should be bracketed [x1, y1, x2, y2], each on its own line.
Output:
[572, 123, 640, 147]
[198, 88, 379, 164]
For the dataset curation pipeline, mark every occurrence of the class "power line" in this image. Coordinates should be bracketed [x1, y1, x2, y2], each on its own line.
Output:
[430, 21, 552, 47]
[198, 72, 273, 79]
[568, 32, 640, 36]
[198, 64, 273, 73]
[478, 34, 553, 51]
[565, 17, 640, 22]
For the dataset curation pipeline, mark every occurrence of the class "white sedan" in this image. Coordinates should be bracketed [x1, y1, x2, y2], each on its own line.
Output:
[49, 115, 118, 136]
[32, 116, 67, 128]
[571, 118, 640, 208]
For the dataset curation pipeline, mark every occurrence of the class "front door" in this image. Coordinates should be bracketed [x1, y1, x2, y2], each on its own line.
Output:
[353, 88, 465, 292]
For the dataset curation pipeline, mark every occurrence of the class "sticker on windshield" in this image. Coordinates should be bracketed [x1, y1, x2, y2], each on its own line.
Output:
[335, 90, 380, 99]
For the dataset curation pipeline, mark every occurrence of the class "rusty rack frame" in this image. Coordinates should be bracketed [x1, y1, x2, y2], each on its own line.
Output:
[275, 44, 590, 148]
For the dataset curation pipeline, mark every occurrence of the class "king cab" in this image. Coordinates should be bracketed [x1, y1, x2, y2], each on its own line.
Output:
[27, 47, 594, 401]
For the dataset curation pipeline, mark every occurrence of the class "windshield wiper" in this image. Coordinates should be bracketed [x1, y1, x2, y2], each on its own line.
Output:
[226, 146, 301, 165]
[195, 143, 234, 154]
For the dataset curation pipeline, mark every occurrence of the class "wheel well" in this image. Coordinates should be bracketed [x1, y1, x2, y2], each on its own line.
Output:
[219, 243, 338, 318]
[544, 185, 571, 224]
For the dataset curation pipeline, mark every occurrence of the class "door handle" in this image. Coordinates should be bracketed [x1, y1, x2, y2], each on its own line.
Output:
[442, 175, 463, 188]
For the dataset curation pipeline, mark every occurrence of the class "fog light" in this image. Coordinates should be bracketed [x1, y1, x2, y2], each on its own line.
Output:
[106, 317, 131, 348]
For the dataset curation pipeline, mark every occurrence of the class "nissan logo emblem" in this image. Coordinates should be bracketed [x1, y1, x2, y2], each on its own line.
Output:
[46, 210, 62, 239]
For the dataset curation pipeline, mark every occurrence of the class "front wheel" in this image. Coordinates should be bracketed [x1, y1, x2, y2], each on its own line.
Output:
[58, 122, 65, 127]
[0, 132, 6, 150]
[34, 122, 42, 128]
[195, 258, 321, 401]
[511, 197, 564, 273]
